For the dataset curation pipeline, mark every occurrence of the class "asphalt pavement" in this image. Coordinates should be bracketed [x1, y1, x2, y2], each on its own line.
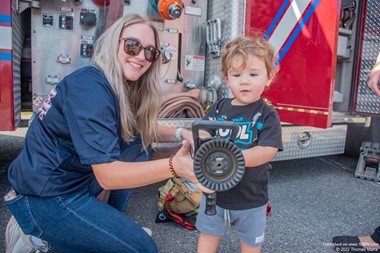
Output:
[0, 126, 379, 253]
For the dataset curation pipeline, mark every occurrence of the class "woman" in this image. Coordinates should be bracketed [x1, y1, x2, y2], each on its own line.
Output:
[5, 14, 196, 253]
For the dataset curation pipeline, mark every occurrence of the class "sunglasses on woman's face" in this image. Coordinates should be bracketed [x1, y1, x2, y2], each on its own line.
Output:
[120, 37, 160, 62]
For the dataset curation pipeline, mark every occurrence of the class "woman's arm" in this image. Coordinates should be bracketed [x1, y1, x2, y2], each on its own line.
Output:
[92, 140, 196, 190]
[369, 52, 380, 97]
[156, 123, 194, 146]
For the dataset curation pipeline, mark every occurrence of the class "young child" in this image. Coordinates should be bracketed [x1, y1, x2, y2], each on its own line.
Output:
[196, 36, 283, 253]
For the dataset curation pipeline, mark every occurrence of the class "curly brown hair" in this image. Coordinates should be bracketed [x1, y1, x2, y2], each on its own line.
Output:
[221, 36, 279, 81]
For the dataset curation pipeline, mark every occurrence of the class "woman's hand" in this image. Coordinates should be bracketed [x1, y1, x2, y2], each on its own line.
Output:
[171, 139, 215, 194]
[369, 55, 380, 97]
[196, 183, 215, 194]
[171, 140, 196, 181]
[180, 129, 195, 154]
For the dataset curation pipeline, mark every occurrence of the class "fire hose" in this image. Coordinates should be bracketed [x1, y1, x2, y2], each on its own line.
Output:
[192, 120, 245, 215]
[158, 88, 216, 119]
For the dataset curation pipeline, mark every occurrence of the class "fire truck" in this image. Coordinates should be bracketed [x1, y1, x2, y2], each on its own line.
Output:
[0, 0, 379, 161]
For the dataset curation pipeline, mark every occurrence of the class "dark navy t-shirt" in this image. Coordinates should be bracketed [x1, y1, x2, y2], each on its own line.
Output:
[8, 66, 127, 197]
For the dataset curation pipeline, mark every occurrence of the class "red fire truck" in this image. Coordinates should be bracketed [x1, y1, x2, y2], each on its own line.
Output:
[0, 0, 379, 161]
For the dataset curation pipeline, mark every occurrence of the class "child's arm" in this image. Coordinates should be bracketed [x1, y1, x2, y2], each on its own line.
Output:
[242, 146, 278, 167]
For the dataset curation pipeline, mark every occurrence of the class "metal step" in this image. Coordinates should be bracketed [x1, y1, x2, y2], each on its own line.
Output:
[355, 142, 380, 182]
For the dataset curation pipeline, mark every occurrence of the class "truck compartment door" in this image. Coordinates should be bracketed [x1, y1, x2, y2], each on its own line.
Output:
[352, 0, 380, 116]
[247, 0, 340, 128]
[0, 0, 16, 131]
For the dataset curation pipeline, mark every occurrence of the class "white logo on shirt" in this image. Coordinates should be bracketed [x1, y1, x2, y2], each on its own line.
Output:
[39, 88, 57, 120]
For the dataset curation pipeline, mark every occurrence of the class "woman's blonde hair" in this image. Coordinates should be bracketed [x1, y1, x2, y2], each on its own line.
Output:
[91, 14, 161, 150]
[221, 36, 279, 80]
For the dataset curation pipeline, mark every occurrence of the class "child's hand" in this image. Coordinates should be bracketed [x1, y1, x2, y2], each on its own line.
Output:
[196, 182, 215, 194]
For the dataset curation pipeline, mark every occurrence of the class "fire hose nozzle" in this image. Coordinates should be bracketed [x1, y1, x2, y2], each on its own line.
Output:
[192, 120, 245, 215]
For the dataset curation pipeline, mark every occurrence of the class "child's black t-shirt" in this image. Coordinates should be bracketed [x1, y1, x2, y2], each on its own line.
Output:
[203, 98, 283, 209]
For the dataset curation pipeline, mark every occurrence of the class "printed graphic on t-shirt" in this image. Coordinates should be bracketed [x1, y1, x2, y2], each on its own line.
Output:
[208, 111, 263, 147]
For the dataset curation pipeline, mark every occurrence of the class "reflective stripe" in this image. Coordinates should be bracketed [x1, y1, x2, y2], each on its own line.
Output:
[0, 14, 12, 23]
[0, 52, 12, 61]
[277, 0, 321, 63]
[264, 0, 292, 40]
[0, 26, 12, 50]
[268, 0, 311, 54]
[266, 0, 321, 63]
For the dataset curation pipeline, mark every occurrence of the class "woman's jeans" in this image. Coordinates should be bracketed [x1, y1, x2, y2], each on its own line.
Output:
[6, 140, 157, 253]
[6, 188, 157, 253]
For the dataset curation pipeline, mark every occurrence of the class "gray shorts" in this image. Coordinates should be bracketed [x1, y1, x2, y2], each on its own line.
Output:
[195, 195, 267, 247]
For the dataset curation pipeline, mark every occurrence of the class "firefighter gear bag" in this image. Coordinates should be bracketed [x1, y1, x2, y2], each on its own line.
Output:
[156, 178, 202, 230]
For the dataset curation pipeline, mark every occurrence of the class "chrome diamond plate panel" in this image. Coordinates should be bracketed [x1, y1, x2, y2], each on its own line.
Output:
[205, 0, 246, 99]
[273, 125, 347, 161]
[355, 0, 380, 114]
[157, 118, 196, 129]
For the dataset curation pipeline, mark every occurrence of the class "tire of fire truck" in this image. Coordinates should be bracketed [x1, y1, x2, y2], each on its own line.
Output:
[344, 123, 373, 158]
